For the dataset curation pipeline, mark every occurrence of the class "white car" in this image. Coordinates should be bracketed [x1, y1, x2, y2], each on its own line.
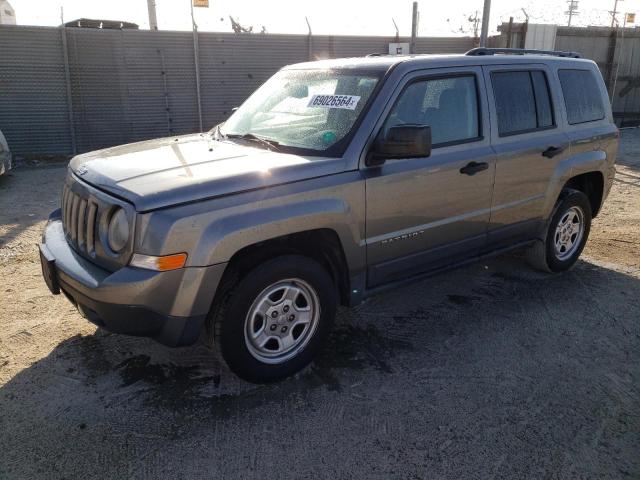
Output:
[0, 129, 11, 175]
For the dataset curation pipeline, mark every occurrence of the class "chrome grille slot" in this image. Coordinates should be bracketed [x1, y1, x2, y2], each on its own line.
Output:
[63, 186, 73, 233]
[60, 185, 99, 256]
[60, 186, 67, 227]
[70, 195, 80, 243]
[77, 199, 87, 250]
[86, 203, 97, 254]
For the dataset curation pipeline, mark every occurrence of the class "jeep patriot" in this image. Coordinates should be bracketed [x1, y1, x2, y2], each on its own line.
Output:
[40, 48, 618, 382]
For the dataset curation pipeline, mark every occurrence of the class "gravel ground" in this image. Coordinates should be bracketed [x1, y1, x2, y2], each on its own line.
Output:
[1, 131, 639, 479]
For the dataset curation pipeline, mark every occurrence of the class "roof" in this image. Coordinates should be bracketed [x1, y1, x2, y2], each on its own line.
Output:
[284, 52, 594, 72]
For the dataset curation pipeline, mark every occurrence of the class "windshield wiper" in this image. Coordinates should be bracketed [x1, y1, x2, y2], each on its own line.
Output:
[226, 133, 281, 151]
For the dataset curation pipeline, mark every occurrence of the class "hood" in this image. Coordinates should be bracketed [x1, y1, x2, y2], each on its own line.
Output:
[69, 134, 347, 211]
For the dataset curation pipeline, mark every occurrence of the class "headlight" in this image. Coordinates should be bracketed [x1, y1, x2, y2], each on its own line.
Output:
[107, 208, 129, 252]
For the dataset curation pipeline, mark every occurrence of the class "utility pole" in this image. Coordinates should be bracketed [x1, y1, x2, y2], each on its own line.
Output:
[479, 0, 491, 47]
[610, 0, 622, 28]
[147, 0, 158, 30]
[190, 0, 203, 131]
[566, 0, 579, 27]
[611, 12, 629, 102]
[410, 2, 418, 54]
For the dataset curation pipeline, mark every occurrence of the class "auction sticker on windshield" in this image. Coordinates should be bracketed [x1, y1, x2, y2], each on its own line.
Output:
[307, 94, 361, 110]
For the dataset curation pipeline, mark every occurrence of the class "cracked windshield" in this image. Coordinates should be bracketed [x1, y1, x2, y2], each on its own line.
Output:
[221, 70, 380, 153]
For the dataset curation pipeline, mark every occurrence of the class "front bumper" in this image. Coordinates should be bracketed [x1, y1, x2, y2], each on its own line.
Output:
[40, 210, 227, 347]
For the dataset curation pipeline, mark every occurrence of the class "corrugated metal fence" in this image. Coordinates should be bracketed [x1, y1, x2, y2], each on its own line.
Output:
[0, 25, 474, 156]
[0, 26, 72, 155]
[555, 26, 640, 126]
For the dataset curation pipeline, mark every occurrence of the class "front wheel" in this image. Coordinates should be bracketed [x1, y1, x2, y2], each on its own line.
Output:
[208, 255, 337, 383]
[527, 189, 592, 273]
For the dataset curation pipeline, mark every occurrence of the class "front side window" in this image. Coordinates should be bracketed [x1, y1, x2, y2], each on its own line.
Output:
[492, 70, 555, 136]
[558, 69, 606, 125]
[221, 69, 381, 156]
[382, 75, 480, 146]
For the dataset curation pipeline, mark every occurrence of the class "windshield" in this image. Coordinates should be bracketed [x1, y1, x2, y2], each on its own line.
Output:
[220, 69, 381, 156]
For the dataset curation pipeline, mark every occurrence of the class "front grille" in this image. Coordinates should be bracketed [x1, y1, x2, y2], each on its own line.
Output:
[60, 172, 134, 271]
[61, 184, 99, 256]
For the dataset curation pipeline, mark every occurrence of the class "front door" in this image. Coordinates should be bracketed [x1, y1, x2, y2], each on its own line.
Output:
[364, 67, 495, 287]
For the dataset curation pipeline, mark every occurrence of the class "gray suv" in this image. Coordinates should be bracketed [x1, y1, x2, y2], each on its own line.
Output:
[40, 48, 618, 382]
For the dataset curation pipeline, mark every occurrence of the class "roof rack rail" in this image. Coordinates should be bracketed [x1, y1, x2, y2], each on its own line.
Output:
[465, 47, 581, 59]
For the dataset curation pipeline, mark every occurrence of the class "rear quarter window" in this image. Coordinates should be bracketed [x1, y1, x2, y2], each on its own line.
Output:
[558, 69, 606, 125]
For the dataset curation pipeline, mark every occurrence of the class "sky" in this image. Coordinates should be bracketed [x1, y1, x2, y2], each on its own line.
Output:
[7, 0, 640, 36]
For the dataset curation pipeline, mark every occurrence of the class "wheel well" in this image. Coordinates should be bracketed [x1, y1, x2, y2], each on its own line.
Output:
[222, 229, 351, 306]
[564, 172, 604, 217]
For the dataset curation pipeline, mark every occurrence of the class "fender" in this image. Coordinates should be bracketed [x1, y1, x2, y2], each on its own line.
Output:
[194, 197, 364, 268]
[136, 171, 367, 279]
[540, 149, 607, 220]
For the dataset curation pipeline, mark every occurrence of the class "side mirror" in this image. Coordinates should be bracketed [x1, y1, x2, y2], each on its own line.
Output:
[366, 124, 432, 167]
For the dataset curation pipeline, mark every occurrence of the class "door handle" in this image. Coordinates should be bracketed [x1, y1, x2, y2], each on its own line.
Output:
[542, 146, 565, 158]
[459, 161, 489, 176]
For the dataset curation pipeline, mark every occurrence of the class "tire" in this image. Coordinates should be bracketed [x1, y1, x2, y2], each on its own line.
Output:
[208, 255, 337, 383]
[527, 189, 592, 273]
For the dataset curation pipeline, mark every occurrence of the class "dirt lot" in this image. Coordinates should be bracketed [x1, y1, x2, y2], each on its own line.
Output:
[1, 131, 639, 479]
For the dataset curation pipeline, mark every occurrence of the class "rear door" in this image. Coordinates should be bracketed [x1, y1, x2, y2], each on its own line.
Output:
[364, 66, 495, 287]
[483, 64, 570, 247]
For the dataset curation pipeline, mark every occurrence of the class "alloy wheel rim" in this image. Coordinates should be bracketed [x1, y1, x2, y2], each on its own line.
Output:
[553, 205, 584, 261]
[244, 278, 320, 364]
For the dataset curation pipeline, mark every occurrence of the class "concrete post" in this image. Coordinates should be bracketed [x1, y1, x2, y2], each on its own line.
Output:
[410, 2, 418, 54]
[190, 0, 204, 132]
[480, 0, 491, 47]
[60, 27, 77, 154]
[147, 0, 158, 30]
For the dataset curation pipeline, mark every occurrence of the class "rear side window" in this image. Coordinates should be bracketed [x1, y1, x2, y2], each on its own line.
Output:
[492, 70, 555, 136]
[558, 69, 605, 124]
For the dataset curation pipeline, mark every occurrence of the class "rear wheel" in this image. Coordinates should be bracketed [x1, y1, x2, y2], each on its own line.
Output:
[208, 255, 337, 383]
[527, 189, 592, 273]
